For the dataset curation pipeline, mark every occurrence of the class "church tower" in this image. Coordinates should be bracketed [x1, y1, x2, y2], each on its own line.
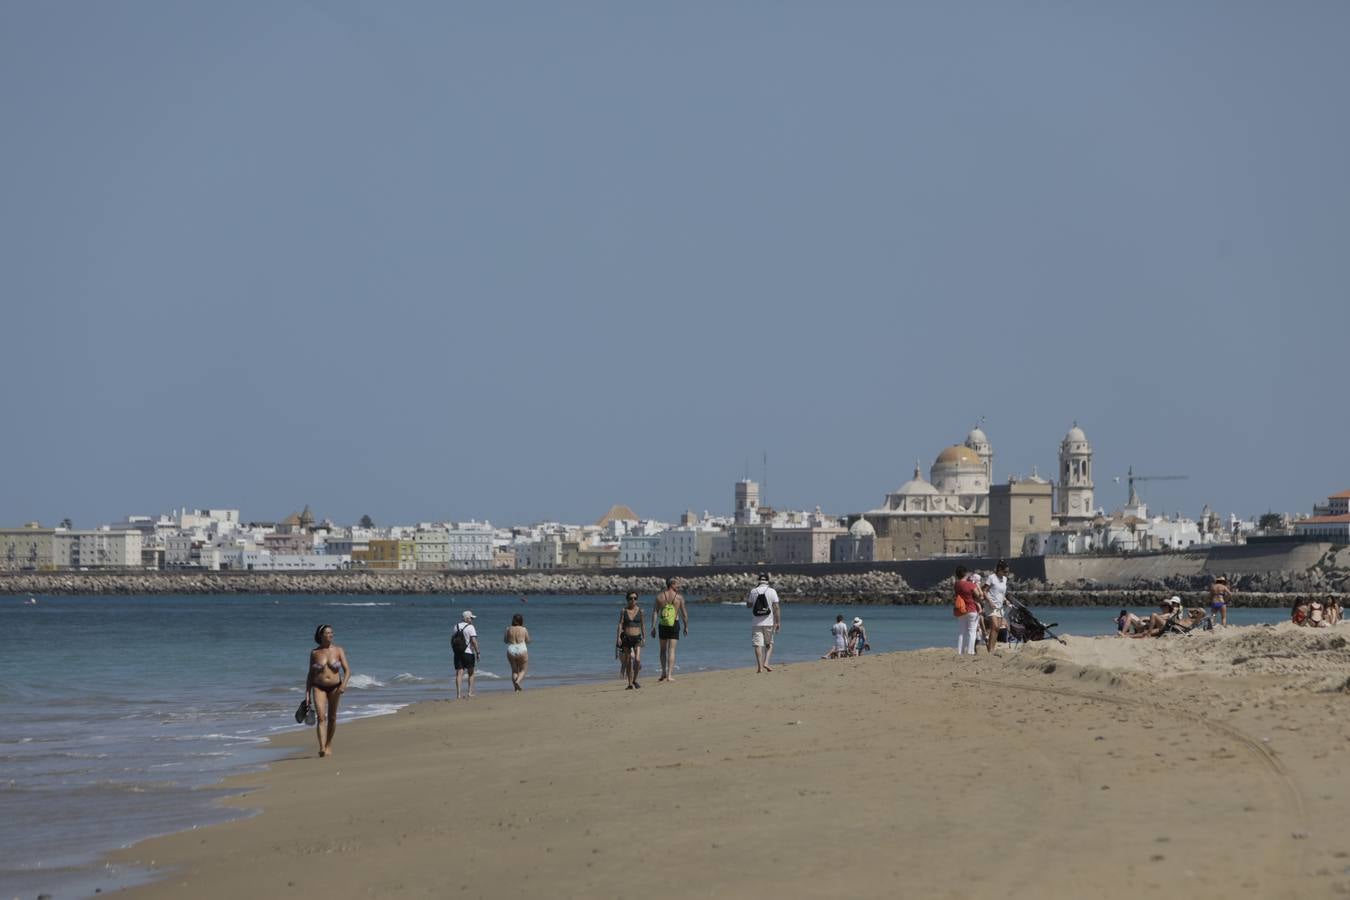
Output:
[1057, 423, 1094, 524]
[964, 426, 993, 484]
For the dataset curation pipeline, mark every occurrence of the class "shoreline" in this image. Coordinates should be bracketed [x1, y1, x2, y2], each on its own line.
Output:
[106, 623, 1350, 899]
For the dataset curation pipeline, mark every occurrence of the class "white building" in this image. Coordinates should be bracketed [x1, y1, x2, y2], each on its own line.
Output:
[618, 534, 659, 568]
[445, 521, 495, 569]
[53, 529, 143, 568]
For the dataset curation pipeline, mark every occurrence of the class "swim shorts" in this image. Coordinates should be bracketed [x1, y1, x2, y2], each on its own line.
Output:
[658, 624, 680, 640]
[751, 625, 775, 647]
[453, 650, 476, 673]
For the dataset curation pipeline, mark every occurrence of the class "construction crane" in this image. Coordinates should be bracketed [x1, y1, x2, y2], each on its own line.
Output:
[1114, 466, 1188, 507]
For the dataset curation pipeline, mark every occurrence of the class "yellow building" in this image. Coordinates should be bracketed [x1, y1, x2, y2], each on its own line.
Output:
[364, 539, 416, 570]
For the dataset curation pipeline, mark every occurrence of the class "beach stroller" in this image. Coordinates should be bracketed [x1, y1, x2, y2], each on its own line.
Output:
[1006, 599, 1066, 645]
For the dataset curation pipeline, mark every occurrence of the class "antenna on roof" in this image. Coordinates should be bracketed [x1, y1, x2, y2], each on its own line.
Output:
[762, 451, 768, 505]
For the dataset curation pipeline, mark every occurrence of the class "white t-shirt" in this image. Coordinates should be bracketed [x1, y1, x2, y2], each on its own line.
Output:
[454, 622, 478, 654]
[984, 574, 1008, 612]
[831, 621, 848, 644]
[746, 585, 779, 627]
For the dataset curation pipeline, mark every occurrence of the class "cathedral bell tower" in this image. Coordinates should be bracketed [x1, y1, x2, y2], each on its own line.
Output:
[1057, 423, 1094, 524]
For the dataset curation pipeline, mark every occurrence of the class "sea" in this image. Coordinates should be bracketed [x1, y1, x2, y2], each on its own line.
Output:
[0, 593, 1290, 899]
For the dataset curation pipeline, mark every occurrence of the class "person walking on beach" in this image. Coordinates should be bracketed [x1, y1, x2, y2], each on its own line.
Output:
[652, 577, 688, 682]
[452, 610, 480, 699]
[983, 560, 1010, 652]
[305, 624, 350, 758]
[746, 573, 781, 673]
[617, 591, 646, 689]
[1208, 575, 1232, 626]
[504, 613, 531, 692]
[953, 567, 982, 656]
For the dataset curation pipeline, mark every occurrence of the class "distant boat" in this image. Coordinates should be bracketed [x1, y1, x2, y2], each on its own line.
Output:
[24, 597, 38, 605]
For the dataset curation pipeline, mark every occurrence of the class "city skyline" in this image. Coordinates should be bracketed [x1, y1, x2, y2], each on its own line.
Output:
[3, 4, 1347, 526]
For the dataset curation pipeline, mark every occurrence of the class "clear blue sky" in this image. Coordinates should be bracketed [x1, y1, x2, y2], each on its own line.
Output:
[2, 2, 1346, 527]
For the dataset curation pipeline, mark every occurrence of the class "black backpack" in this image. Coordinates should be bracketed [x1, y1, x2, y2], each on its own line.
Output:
[451, 623, 470, 653]
[751, 588, 771, 617]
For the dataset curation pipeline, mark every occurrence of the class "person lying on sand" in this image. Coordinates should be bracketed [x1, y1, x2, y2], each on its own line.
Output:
[1116, 609, 1143, 635]
[1129, 599, 1207, 638]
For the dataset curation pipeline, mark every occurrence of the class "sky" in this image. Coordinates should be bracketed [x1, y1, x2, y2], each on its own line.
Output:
[2, 2, 1347, 528]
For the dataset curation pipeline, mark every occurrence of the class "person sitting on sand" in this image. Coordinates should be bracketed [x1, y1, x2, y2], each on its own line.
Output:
[1291, 597, 1310, 626]
[616, 592, 645, 689]
[1327, 596, 1343, 626]
[305, 624, 350, 758]
[1128, 598, 1195, 638]
[504, 613, 530, 692]
[847, 617, 869, 656]
[1308, 599, 1328, 627]
[824, 614, 848, 658]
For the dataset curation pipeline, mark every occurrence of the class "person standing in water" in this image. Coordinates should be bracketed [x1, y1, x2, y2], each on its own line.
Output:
[305, 624, 350, 758]
[652, 577, 688, 682]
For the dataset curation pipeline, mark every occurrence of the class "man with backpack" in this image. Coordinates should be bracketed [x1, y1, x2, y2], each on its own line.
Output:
[652, 577, 688, 683]
[451, 610, 480, 699]
[746, 573, 781, 673]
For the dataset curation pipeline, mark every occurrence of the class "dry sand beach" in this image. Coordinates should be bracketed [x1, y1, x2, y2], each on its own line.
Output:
[115, 623, 1350, 899]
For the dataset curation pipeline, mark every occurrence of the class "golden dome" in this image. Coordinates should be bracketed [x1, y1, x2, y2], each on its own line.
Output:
[934, 445, 982, 467]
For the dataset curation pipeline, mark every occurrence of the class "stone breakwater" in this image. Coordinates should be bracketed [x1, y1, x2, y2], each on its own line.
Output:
[0, 569, 912, 598]
[1, 569, 1345, 607]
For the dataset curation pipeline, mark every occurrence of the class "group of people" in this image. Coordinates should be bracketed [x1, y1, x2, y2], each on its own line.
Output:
[1115, 576, 1234, 638]
[823, 615, 869, 658]
[301, 609, 534, 757]
[952, 561, 1012, 655]
[615, 574, 785, 686]
[614, 577, 690, 689]
[1292, 596, 1342, 627]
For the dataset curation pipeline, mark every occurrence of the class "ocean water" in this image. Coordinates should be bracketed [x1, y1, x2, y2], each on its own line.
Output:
[0, 594, 1290, 898]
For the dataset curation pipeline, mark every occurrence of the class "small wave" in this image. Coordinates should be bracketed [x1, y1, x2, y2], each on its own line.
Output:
[345, 703, 407, 720]
[322, 602, 393, 607]
[344, 674, 385, 690]
[474, 671, 503, 680]
[151, 733, 271, 745]
[389, 673, 432, 684]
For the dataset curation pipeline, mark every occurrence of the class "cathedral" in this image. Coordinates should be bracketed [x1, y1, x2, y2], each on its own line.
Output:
[851, 425, 1094, 560]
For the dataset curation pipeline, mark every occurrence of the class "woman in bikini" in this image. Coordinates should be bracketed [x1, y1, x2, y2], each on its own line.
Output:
[1208, 576, 1232, 626]
[504, 613, 531, 691]
[615, 592, 645, 689]
[306, 624, 350, 758]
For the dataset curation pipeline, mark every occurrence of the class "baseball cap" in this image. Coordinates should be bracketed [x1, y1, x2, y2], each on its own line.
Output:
[462, 610, 476, 621]
[757, 573, 769, 583]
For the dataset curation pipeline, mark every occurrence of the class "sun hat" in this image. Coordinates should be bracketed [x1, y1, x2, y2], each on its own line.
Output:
[462, 610, 476, 621]
[852, 617, 863, 626]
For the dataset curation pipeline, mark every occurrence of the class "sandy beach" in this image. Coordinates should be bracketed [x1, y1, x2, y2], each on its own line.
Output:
[113, 623, 1350, 899]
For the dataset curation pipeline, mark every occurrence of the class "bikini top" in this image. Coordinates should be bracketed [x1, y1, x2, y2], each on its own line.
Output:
[312, 659, 342, 673]
[621, 608, 643, 630]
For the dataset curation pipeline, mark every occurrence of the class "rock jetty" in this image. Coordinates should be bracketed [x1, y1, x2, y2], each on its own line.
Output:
[1, 568, 1345, 608]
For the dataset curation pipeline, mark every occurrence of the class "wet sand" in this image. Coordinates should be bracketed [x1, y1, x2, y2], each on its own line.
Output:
[116, 624, 1350, 899]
